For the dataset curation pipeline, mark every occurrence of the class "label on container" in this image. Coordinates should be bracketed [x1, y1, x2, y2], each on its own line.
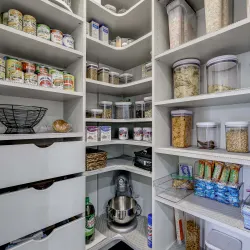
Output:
[38, 73, 52, 88]
[86, 214, 95, 236]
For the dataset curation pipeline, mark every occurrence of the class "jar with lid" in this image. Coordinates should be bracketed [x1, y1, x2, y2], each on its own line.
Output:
[196, 122, 220, 150]
[120, 73, 133, 84]
[135, 101, 145, 118]
[206, 55, 239, 94]
[144, 96, 152, 118]
[173, 59, 200, 99]
[171, 110, 193, 148]
[87, 63, 98, 80]
[145, 62, 152, 77]
[185, 213, 200, 250]
[115, 102, 132, 119]
[91, 109, 103, 118]
[225, 122, 249, 153]
[109, 72, 120, 85]
[99, 101, 112, 119]
[98, 67, 110, 83]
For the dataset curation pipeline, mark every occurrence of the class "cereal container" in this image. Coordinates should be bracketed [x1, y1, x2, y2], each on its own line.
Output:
[99, 101, 112, 119]
[98, 67, 110, 83]
[51, 29, 63, 45]
[109, 72, 120, 84]
[185, 214, 200, 250]
[115, 102, 132, 119]
[171, 110, 192, 148]
[8, 9, 23, 31]
[90, 20, 99, 40]
[87, 64, 98, 80]
[225, 122, 249, 153]
[23, 15, 36, 35]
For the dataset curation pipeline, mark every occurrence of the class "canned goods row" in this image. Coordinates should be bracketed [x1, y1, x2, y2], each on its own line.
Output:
[1, 9, 75, 49]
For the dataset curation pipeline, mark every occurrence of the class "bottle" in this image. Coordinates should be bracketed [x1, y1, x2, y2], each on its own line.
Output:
[85, 197, 95, 244]
[148, 213, 152, 248]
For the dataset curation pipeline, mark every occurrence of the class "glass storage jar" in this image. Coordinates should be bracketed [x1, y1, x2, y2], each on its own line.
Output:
[185, 213, 200, 250]
[135, 101, 145, 118]
[109, 72, 120, 85]
[87, 63, 98, 80]
[99, 101, 112, 119]
[206, 55, 239, 94]
[91, 109, 103, 118]
[115, 102, 132, 119]
[225, 122, 249, 153]
[171, 110, 193, 148]
[173, 59, 200, 99]
[98, 67, 110, 83]
[144, 96, 152, 118]
[120, 73, 133, 84]
[145, 62, 152, 77]
[196, 122, 220, 150]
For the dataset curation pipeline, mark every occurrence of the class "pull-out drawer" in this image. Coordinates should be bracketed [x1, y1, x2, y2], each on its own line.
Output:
[10, 218, 85, 250]
[0, 141, 84, 189]
[0, 176, 85, 246]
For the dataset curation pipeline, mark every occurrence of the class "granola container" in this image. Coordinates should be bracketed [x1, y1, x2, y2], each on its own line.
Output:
[98, 67, 110, 83]
[109, 72, 120, 84]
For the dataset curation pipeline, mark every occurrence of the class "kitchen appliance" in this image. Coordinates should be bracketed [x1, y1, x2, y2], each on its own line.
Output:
[134, 148, 152, 171]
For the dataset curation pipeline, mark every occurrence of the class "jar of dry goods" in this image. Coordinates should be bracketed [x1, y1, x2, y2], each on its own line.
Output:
[225, 122, 249, 153]
[144, 96, 152, 118]
[135, 101, 145, 118]
[91, 109, 103, 118]
[185, 214, 200, 250]
[173, 59, 200, 99]
[145, 62, 152, 77]
[98, 67, 109, 83]
[87, 63, 98, 80]
[206, 55, 239, 94]
[171, 110, 193, 148]
[120, 73, 133, 84]
[109, 72, 120, 84]
[115, 102, 132, 119]
[99, 101, 112, 119]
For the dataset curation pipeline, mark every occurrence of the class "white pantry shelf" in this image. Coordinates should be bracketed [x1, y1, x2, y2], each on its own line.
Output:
[87, 0, 151, 38]
[0, 81, 83, 101]
[155, 18, 250, 66]
[86, 118, 152, 123]
[0, 24, 83, 68]
[86, 139, 152, 147]
[86, 33, 152, 70]
[86, 78, 152, 96]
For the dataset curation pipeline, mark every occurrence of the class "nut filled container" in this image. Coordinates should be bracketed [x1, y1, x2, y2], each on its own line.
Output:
[144, 96, 152, 118]
[115, 102, 132, 119]
[185, 214, 200, 250]
[171, 110, 193, 148]
[135, 101, 145, 118]
[99, 101, 112, 119]
[91, 109, 103, 118]
[98, 67, 110, 83]
[87, 63, 98, 80]
[225, 122, 249, 153]
[120, 73, 133, 84]
[109, 72, 120, 84]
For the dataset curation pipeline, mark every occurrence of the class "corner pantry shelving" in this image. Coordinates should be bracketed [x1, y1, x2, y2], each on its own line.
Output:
[86, 139, 152, 147]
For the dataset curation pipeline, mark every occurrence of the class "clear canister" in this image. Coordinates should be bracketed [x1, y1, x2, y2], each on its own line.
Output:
[109, 72, 120, 84]
[87, 63, 98, 80]
[196, 122, 220, 150]
[115, 102, 132, 119]
[185, 213, 200, 250]
[120, 73, 133, 84]
[135, 101, 145, 118]
[144, 96, 152, 118]
[91, 109, 103, 118]
[173, 59, 200, 99]
[171, 109, 193, 148]
[145, 62, 152, 77]
[206, 55, 239, 94]
[99, 101, 112, 119]
[225, 122, 249, 153]
[98, 67, 109, 83]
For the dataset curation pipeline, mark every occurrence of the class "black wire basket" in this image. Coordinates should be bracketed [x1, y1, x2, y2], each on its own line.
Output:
[0, 105, 48, 134]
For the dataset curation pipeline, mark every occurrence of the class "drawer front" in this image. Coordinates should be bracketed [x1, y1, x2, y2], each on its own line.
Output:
[0, 141, 84, 189]
[0, 176, 85, 246]
[10, 218, 85, 250]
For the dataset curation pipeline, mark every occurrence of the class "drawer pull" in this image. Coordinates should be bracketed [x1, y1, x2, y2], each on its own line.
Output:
[32, 180, 55, 190]
[34, 142, 54, 148]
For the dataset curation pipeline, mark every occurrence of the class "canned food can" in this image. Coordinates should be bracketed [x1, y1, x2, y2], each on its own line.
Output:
[63, 73, 75, 91]
[38, 73, 52, 88]
[49, 68, 64, 89]
[36, 64, 49, 74]
[51, 29, 63, 45]
[10, 70, 24, 83]
[0, 57, 5, 68]
[21, 61, 36, 73]
[24, 72, 38, 85]
[2, 12, 8, 25]
[37, 24, 50, 40]
[23, 15, 36, 35]
[0, 71, 5, 80]
[6, 58, 22, 79]
[62, 34, 75, 49]
[8, 9, 23, 31]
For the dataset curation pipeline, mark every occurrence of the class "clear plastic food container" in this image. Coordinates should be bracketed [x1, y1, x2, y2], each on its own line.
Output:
[144, 96, 152, 118]
[225, 122, 249, 153]
[98, 67, 110, 83]
[135, 101, 145, 118]
[120, 73, 133, 84]
[146, 62, 152, 77]
[99, 101, 112, 119]
[173, 59, 200, 99]
[87, 63, 98, 80]
[171, 110, 193, 148]
[115, 102, 132, 119]
[196, 122, 220, 150]
[206, 55, 239, 94]
[185, 214, 200, 250]
[109, 72, 120, 85]
[91, 109, 103, 118]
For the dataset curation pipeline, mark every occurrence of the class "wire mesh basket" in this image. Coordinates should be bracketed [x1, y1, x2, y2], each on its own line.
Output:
[0, 104, 47, 134]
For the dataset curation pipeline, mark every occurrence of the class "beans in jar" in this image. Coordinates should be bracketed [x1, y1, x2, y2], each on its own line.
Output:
[87, 64, 98, 80]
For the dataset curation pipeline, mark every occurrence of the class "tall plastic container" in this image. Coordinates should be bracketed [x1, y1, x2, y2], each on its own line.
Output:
[185, 214, 200, 250]
[148, 213, 152, 248]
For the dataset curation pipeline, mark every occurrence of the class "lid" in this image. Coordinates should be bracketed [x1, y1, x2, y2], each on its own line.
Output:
[99, 101, 112, 106]
[173, 58, 201, 69]
[86, 197, 90, 203]
[119, 127, 128, 130]
[171, 110, 193, 116]
[144, 96, 152, 102]
[109, 71, 120, 76]
[196, 122, 219, 128]
[98, 67, 110, 72]
[91, 108, 103, 114]
[135, 101, 145, 105]
[87, 63, 98, 68]
[105, 4, 117, 11]
[205, 230, 242, 250]
[225, 121, 249, 127]
[120, 73, 133, 78]
[206, 55, 238, 72]
[122, 42, 128, 46]
[167, 0, 195, 15]
[115, 102, 132, 106]
[146, 62, 152, 68]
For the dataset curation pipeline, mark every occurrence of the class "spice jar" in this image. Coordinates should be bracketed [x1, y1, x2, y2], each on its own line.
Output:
[120, 73, 133, 84]
[115, 102, 132, 119]
[145, 62, 152, 77]
[98, 67, 109, 83]
[196, 122, 220, 150]
[119, 127, 128, 140]
[171, 110, 193, 148]
[225, 122, 249, 153]
[91, 109, 103, 118]
[144, 96, 152, 118]
[135, 101, 145, 118]
[185, 214, 200, 250]
[109, 72, 120, 84]
[173, 59, 200, 99]
[99, 101, 112, 119]
[206, 55, 239, 94]
[87, 63, 98, 80]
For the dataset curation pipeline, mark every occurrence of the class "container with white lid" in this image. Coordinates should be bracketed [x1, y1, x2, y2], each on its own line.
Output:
[173, 59, 200, 99]
[144, 96, 152, 118]
[104, 4, 117, 13]
[115, 102, 132, 119]
[98, 67, 110, 83]
[206, 55, 239, 94]
[109, 71, 120, 85]
[135, 101, 145, 118]
[91, 109, 103, 118]
[196, 122, 220, 150]
[225, 121, 249, 153]
[99, 101, 113, 119]
[87, 63, 98, 80]
[120, 73, 133, 84]
[146, 62, 152, 77]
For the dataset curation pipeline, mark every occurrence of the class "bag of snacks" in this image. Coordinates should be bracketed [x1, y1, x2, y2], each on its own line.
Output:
[228, 163, 241, 186]
[197, 160, 205, 179]
[212, 161, 224, 182]
[219, 165, 231, 184]
[204, 160, 214, 180]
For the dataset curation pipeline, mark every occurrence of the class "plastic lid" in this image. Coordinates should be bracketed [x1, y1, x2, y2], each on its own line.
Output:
[225, 121, 249, 127]
[99, 101, 112, 106]
[135, 101, 145, 105]
[196, 122, 219, 128]
[119, 127, 128, 130]
[120, 73, 133, 78]
[173, 59, 201, 69]
[206, 55, 238, 68]
[98, 67, 110, 72]
[146, 62, 152, 68]
[171, 110, 193, 116]
[167, 0, 195, 15]
[115, 102, 132, 106]
[86, 197, 90, 203]
[91, 109, 103, 114]
[144, 96, 152, 102]
[109, 71, 120, 76]
[87, 63, 98, 68]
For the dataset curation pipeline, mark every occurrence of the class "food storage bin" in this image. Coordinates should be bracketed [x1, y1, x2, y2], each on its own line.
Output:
[120, 73, 133, 84]
[225, 122, 249, 153]
[98, 67, 110, 83]
[171, 110, 193, 148]
[173, 59, 200, 98]
[205, 230, 242, 250]
[145, 62, 152, 77]
[166, 0, 197, 49]
[242, 194, 250, 230]
[87, 63, 98, 80]
[99, 101, 112, 119]
[109, 72, 120, 84]
[196, 122, 220, 150]
[144, 96, 152, 118]
[135, 101, 145, 118]
[91, 109, 103, 118]
[115, 102, 132, 119]
[207, 55, 239, 94]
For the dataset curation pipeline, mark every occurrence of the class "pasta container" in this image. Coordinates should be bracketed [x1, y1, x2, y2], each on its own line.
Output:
[109, 72, 120, 84]
[87, 63, 98, 80]
[98, 67, 110, 83]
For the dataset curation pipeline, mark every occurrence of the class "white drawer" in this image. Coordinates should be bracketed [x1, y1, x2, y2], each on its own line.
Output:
[0, 176, 85, 246]
[0, 141, 84, 189]
[10, 218, 85, 250]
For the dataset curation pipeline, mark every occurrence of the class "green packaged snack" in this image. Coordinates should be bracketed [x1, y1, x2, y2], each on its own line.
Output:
[228, 163, 241, 185]
[212, 161, 224, 182]
[219, 165, 231, 184]
[198, 160, 205, 179]
[204, 160, 214, 180]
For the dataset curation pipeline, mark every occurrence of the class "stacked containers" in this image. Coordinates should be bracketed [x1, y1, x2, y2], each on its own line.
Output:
[87, 64, 98, 80]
